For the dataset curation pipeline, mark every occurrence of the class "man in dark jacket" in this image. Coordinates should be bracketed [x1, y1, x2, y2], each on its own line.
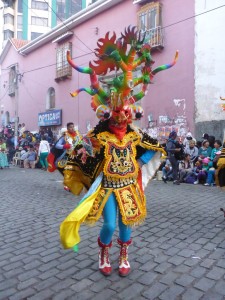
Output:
[166, 131, 182, 185]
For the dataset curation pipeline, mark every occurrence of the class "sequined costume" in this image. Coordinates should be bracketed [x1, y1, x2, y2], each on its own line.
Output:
[60, 26, 178, 276]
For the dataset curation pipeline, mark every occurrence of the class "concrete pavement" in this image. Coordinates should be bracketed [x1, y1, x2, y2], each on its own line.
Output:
[0, 166, 224, 300]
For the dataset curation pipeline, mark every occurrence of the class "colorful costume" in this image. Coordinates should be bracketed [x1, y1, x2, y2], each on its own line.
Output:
[47, 128, 84, 194]
[60, 26, 178, 276]
[0, 142, 9, 168]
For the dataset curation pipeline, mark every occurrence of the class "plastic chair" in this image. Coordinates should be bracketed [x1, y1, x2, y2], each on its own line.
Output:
[13, 152, 21, 166]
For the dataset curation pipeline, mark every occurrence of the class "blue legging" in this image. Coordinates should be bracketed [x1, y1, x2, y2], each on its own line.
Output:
[100, 193, 131, 244]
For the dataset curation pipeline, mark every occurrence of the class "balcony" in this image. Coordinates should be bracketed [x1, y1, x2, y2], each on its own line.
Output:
[144, 26, 164, 50]
[55, 65, 72, 82]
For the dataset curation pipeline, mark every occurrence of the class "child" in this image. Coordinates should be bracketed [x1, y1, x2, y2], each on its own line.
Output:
[194, 157, 209, 184]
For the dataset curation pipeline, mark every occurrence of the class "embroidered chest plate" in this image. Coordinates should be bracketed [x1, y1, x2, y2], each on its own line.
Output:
[97, 131, 140, 180]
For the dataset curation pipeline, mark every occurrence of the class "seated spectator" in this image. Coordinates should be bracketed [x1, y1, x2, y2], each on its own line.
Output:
[198, 140, 212, 161]
[179, 154, 193, 182]
[20, 147, 28, 167]
[184, 140, 198, 164]
[162, 159, 173, 183]
[24, 145, 37, 169]
[183, 132, 196, 150]
[202, 133, 209, 141]
[208, 135, 216, 149]
[194, 157, 210, 184]
[210, 140, 222, 161]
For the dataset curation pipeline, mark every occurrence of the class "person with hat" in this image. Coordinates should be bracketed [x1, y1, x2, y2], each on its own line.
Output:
[166, 131, 182, 185]
[183, 132, 196, 150]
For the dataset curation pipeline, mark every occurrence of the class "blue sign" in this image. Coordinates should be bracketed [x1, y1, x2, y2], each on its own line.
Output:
[38, 110, 62, 126]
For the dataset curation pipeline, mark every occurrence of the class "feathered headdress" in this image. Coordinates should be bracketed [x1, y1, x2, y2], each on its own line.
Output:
[67, 26, 178, 121]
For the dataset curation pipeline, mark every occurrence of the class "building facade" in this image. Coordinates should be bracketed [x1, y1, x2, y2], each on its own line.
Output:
[0, 0, 96, 51]
[194, 0, 225, 140]
[0, 0, 224, 140]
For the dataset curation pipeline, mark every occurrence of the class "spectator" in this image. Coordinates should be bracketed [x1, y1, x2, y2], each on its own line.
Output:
[194, 157, 210, 184]
[0, 139, 9, 169]
[208, 135, 216, 149]
[198, 140, 212, 160]
[179, 154, 193, 182]
[166, 131, 181, 185]
[204, 154, 218, 186]
[161, 159, 173, 183]
[24, 145, 37, 169]
[20, 123, 26, 136]
[38, 136, 50, 170]
[184, 140, 199, 163]
[202, 133, 209, 141]
[210, 140, 222, 161]
[183, 132, 196, 149]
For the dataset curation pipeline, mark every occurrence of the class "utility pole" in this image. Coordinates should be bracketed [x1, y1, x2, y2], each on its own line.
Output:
[14, 63, 19, 148]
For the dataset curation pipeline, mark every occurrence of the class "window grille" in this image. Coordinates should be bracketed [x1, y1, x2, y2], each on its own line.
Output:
[55, 42, 72, 81]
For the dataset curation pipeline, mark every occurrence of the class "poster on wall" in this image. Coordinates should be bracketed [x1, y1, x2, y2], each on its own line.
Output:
[38, 110, 62, 127]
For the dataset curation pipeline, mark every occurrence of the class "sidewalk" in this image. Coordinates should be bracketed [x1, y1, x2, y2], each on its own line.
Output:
[0, 167, 224, 300]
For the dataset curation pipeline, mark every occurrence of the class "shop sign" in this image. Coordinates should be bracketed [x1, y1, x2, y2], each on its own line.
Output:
[38, 110, 62, 126]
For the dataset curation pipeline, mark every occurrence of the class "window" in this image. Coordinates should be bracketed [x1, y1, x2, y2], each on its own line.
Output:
[18, 0, 23, 13]
[55, 42, 72, 81]
[67, 0, 82, 17]
[3, 0, 15, 8]
[8, 66, 16, 97]
[4, 30, 14, 40]
[17, 31, 23, 39]
[137, 2, 163, 49]
[31, 16, 48, 26]
[57, 0, 66, 23]
[31, 0, 48, 11]
[17, 15, 23, 30]
[31, 32, 43, 40]
[4, 13, 14, 25]
[46, 87, 55, 110]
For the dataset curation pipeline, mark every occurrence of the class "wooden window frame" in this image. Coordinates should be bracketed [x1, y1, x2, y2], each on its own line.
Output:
[55, 42, 72, 82]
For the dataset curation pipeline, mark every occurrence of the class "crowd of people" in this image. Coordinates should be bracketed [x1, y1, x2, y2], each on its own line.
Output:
[0, 122, 224, 190]
[160, 131, 225, 187]
[0, 122, 57, 170]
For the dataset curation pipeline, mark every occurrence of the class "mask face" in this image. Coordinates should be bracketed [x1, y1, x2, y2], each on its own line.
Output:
[110, 105, 132, 128]
[187, 136, 192, 140]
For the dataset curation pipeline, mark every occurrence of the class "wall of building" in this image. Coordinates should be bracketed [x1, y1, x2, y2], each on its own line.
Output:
[195, 0, 225, 141]
[0, 0, 3, 52]
[0, 0, 196, 137]
[141, 0, 195, 139]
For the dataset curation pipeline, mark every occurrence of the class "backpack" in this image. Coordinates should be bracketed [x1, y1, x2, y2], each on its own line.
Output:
[185, 174, 196, 184]
[174, 142, 185, 160]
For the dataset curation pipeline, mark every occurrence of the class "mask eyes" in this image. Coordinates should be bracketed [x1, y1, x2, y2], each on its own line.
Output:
[96, 105, 112, 121]
[131, 105, 144, 120]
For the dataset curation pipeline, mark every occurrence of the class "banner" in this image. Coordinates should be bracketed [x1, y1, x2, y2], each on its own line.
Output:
[38, 110, 62, 127]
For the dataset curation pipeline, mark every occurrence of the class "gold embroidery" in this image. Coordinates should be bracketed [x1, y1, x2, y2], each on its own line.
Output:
[86, 188, 113, 223]
[114, 184, 146, 226]
[97, 132, 140, 180]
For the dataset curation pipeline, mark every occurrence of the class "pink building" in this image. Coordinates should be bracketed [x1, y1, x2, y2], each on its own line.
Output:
[0, 0, 194, 139]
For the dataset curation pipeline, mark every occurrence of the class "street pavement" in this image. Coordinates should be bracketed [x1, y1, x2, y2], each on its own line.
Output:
[0, 166, 225, 300]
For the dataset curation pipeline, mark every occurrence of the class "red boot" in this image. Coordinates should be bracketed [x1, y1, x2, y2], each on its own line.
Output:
[98, 237, 112, 276]
[117, 238, 132, 277]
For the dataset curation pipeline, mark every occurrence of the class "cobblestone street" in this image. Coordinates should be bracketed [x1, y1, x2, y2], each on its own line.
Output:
[0, 167, 225, 300]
